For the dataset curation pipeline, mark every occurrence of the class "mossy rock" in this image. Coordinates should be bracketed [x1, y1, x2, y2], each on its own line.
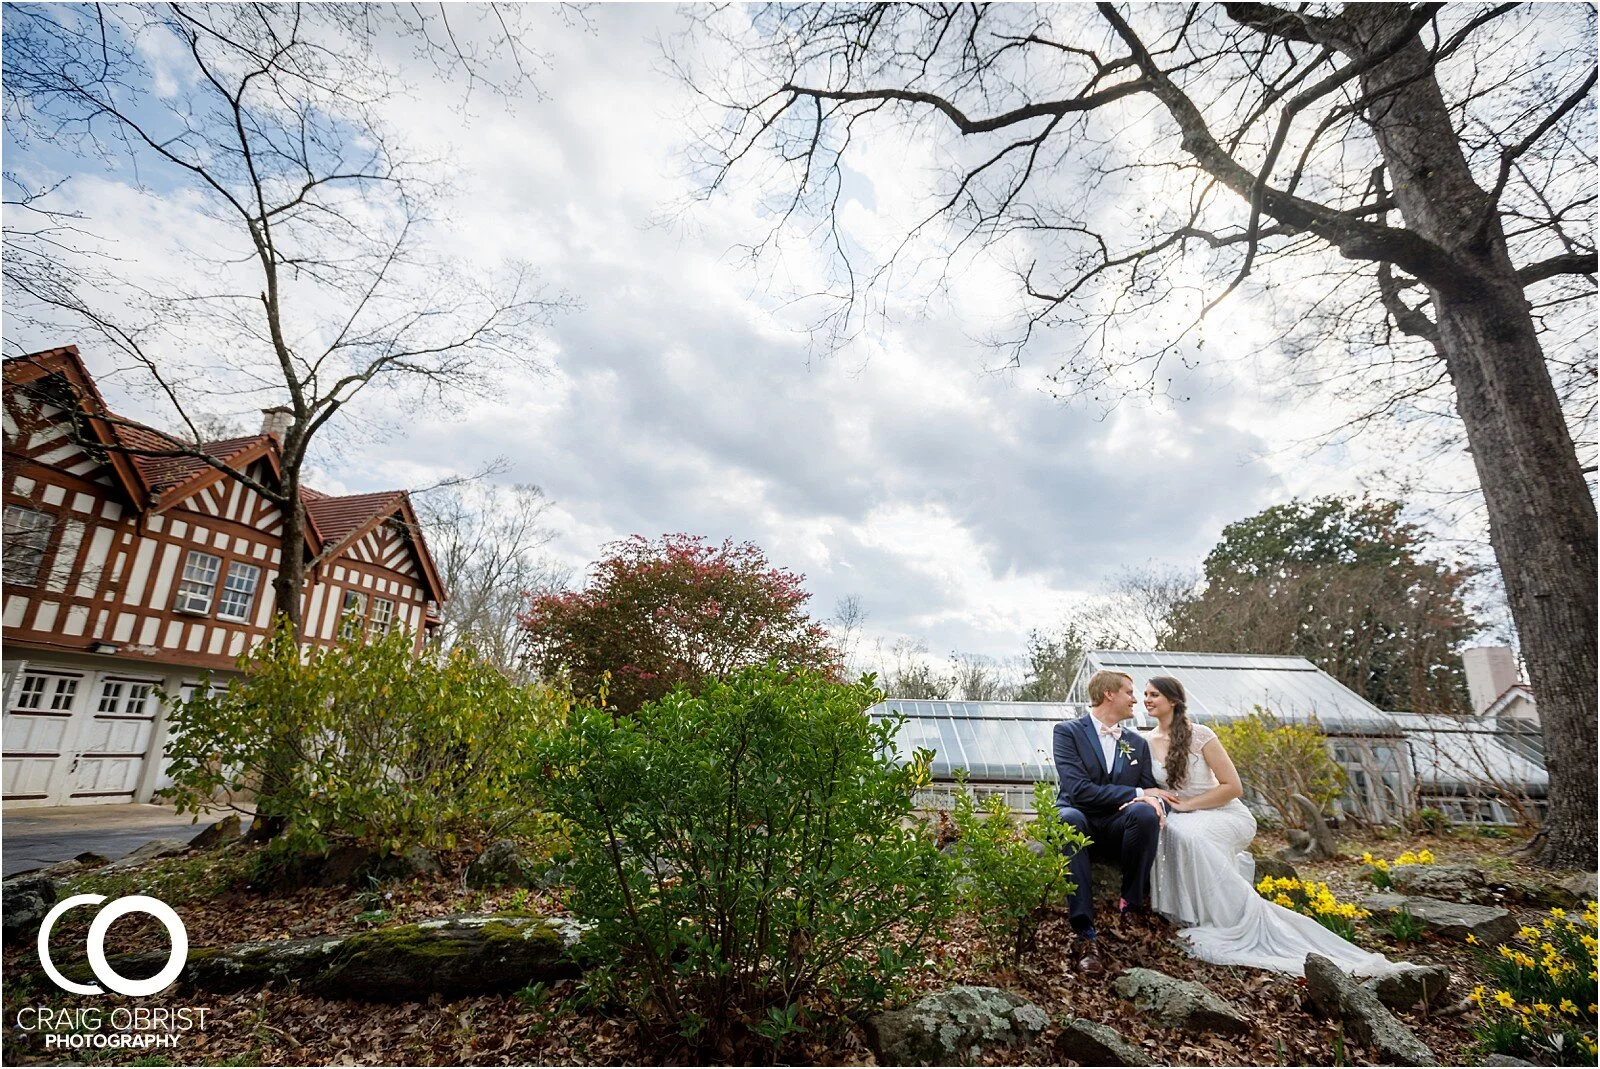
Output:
[74, 914, 589, 1001]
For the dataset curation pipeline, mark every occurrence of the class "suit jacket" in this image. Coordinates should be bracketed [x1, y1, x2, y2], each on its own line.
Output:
[1053, 715, 1157, 817]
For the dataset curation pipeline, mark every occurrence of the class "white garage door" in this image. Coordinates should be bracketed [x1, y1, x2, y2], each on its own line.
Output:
[2, 669, 158, 806]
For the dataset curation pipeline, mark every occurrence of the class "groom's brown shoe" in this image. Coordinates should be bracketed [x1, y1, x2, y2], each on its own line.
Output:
[1075, 942, 1105, 975]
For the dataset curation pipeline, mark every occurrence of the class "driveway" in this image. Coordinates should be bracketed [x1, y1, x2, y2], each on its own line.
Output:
[2, 803, 251, 877]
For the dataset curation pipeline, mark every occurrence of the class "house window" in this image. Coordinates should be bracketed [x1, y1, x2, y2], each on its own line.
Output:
[3, 505, 56, 586]
[175, 551, 222, 614]
[340, 590, 366, 639]
[369, 598, 394, 639]
[47, 676, 80, 710]
[15, 675, 48, 710]
[97, 679, 153, 715]
[217, 561, 260, 622]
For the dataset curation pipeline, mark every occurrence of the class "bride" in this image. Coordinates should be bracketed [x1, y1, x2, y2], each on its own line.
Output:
[1136, 675, 1397, 976]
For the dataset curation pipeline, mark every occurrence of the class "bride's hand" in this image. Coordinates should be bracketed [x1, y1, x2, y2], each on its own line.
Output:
[1166, 798, 1193, 813]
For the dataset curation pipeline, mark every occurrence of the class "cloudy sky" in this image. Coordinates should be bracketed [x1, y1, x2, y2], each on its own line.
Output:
[3, 5, 1494, 666]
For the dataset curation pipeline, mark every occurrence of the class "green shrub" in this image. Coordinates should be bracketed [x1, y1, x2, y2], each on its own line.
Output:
[948, 780, 1089, 964]
[163, 619, 562, 857]
[534, 666, 951, 1057]
[1415, 806, 1448, 834]
[1213, 708, 1344, 828]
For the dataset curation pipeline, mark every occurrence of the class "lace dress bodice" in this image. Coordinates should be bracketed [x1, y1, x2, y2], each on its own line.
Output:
[1148, 721, 1220, 799]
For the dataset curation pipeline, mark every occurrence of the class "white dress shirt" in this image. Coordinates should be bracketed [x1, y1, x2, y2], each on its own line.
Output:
[1091, 716, 1144, 798]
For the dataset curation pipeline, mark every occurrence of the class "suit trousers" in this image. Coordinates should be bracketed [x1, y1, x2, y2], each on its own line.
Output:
[1056, 802, 1161, 930]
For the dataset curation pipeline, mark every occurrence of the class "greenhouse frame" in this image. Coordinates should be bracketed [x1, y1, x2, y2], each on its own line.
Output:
[867, 649, 1546, 826]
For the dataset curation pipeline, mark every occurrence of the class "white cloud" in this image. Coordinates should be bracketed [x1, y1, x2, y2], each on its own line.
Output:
[3, 4, 1489, 664]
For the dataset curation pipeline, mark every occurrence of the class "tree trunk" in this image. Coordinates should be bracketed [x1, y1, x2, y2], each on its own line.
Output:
[250, 476, 307, 843]
[1348, 6, 1598, 868]
[271, 484, 307, 640]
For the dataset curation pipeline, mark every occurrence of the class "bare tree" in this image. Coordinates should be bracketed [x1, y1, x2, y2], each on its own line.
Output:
[872, 636, 954, 699]
[827, 593, 870, 677]
[414, 482, 569, 677]
[1015, 625, 1088, 702]
[679, 3, 1596, 867]
[3, 4, 570, 641]
[1071, 563, 1200, 651]
[4, 4, 571, 841]
[949, 651, 1019, 701]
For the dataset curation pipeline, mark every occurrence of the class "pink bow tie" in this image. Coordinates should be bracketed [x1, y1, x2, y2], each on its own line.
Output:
[1095, 722, 1122, 739]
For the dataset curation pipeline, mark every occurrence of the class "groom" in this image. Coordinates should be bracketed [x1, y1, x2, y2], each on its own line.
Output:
[1053, 670, 1173, 974]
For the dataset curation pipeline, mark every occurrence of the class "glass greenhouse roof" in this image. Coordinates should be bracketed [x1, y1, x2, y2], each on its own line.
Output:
[867, 700, 1085, 783]
[1078, 650, 1403, 735]
[1391, 712, 1548, 795]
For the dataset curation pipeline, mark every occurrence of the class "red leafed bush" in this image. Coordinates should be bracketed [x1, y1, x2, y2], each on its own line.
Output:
[520, 534, 840, 715]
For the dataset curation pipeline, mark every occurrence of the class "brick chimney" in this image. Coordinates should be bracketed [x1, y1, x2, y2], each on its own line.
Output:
[260, 406, 293, 441]
[1462, 646, 1520, 716]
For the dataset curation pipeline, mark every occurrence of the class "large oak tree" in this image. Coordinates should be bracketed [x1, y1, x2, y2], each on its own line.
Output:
[679, 3, 1596, 866]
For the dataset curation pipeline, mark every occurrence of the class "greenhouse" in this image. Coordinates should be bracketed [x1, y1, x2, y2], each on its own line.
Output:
[868, 650, 1546, 826]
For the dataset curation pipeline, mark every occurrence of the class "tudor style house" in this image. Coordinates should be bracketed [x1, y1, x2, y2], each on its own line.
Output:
[2, 346, 446, 807]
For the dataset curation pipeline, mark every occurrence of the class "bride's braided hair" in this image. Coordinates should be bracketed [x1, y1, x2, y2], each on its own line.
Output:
[1149, 675, 1191, 789]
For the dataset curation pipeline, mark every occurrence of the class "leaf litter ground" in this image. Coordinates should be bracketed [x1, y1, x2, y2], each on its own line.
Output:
[0, 829, 1571, 1066]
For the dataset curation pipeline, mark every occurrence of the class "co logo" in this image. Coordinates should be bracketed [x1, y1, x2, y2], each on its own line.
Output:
[38, 894, 188, 997]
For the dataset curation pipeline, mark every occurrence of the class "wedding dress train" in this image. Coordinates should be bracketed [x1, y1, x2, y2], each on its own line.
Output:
[1149, 722, 1398, 977]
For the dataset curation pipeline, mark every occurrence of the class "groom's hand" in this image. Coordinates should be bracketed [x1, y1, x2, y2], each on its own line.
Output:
[1121, 794, 1167, 828]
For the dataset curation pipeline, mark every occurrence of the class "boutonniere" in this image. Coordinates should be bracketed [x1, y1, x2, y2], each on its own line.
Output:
[1117, 738, 1137, 766]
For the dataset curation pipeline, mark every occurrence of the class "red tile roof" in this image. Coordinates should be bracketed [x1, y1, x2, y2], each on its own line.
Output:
[305, 490, 406, 548]
[7, 346, 444, 601]
[110, 420, 265, 493]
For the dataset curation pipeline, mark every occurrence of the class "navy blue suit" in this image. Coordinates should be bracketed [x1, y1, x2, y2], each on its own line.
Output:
[1052, 716, 1161, 930]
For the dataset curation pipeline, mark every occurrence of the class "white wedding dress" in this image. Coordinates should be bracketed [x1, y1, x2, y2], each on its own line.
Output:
[1149, 722, 1398, 977]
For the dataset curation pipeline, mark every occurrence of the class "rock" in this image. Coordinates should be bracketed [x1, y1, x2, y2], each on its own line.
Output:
[76, 914, 588, 1001]
[1091, 861, 1125, 904]
[465, 840, 530, 889]
[1303, 953, 1436, 1065]
[105, 838, 191, 870]
[531, 860, 570, 890]
[863, 986, 1049, 1066]
[1251, 854, 1298, 883]
[1278, 794, 1338, 862]
[32, 852, 113, 880]
[1364, 964, 1451, 1010]
[395, 847, 441, 879]
[3, 874, 58, 942]
[277, 845, 444, 888]
[1112, 968, 1250, 1035]
[1390, 864, 1485, 902]
[1055, 1018, 1151, 1066]
[1555, 871, 1597, 905]
[1481, 1056, 1536, 1066]
[189, 814, 243, 851]
[1363, 894, 1516, 945]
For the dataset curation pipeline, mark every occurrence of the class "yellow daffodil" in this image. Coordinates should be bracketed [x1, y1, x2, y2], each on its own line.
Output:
[1493, 990, 1516, 1009]
[1519, 925, 1541, 941]
[1559, 998, 1578, 1015]
[1465, 932, 1479, 945]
